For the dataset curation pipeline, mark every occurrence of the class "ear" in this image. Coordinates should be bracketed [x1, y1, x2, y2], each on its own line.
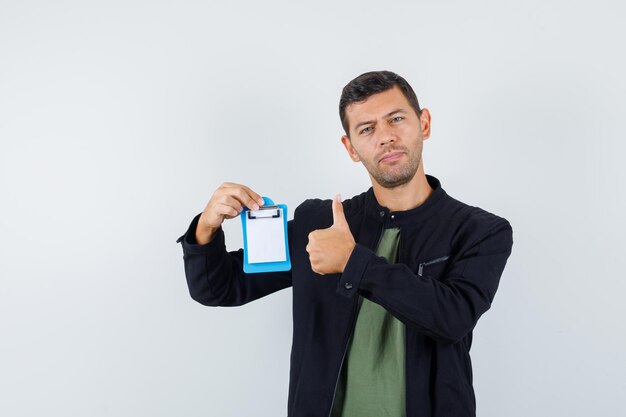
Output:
[341, 135, 361, 162]
[419, 108, 431, 141]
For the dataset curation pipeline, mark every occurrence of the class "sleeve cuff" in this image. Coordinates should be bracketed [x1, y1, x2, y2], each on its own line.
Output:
[175, 213, 226, 255]
[336, 243, 372, 298]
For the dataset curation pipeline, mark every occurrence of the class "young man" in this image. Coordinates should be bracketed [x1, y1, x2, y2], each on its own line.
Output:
[177, 70, 513, 417]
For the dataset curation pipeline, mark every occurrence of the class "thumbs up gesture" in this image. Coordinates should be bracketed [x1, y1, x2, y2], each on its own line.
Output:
[306, 194, 356, 275]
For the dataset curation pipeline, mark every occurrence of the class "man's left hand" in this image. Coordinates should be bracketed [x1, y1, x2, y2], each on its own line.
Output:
[306, 194, 356, 275]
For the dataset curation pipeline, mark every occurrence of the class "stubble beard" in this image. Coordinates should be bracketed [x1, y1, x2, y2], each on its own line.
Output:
[359, 143, 423, 189]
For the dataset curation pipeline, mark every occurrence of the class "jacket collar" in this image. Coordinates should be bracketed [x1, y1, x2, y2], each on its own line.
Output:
[364, 174, 447, 226]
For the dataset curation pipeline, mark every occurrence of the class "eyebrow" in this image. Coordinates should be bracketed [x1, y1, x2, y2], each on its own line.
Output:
[353, 109, 407, 131]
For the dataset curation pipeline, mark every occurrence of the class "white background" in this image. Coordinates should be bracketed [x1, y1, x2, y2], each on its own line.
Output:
[1, 1, 625, 416]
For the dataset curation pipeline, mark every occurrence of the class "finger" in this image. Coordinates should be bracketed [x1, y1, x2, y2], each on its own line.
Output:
[220, 195, 244, 213]
[201, 202, 239, 229]
[223, 183, 265, 208]
[214, 202, 240, 218]
[237, 184, 266, 207]
[229, 187, 263, 211]
[332, 194, 348, 228]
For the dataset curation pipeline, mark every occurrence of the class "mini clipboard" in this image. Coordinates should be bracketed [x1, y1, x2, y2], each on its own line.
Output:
[240, 196, 291, 274]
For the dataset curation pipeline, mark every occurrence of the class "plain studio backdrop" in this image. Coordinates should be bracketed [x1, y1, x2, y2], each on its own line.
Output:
[1, 1, 625, 416]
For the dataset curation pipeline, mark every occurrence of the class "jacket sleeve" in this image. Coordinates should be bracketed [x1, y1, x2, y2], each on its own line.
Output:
[176, 213, 293, 307]
[336, 219, 513, 344]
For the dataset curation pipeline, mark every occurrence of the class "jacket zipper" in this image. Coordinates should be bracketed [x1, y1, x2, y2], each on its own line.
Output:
[417, 255, 450, 277]
[327, 301, 358, 417]
[327, 221, 385, 417]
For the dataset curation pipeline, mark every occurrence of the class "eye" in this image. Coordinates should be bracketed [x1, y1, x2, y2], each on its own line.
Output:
[360, 126, 373, 134]
[392, 116, 404, 122]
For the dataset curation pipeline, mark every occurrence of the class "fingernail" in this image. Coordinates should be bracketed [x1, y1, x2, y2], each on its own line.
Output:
[258, 198, 265, 205]
[253, 204, 259, 210]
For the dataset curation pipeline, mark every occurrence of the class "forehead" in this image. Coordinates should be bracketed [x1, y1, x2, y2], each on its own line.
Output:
[345, 86, 413, 125]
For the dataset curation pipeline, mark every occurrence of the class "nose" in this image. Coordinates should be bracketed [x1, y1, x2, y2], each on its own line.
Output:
[377, 123, 396, 147]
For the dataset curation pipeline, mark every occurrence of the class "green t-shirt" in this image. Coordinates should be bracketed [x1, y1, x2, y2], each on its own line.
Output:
[331, 227, 405, 417]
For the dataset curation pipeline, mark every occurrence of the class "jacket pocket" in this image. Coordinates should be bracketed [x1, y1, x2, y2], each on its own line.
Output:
[417, 255, 450, 277]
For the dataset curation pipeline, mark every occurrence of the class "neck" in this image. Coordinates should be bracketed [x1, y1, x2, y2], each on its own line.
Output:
[370, 163, 433, 212]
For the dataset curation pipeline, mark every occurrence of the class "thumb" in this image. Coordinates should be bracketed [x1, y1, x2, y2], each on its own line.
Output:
[332, 194, 348, 228]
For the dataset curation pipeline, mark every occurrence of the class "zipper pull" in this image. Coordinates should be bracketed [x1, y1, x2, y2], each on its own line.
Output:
[418, 263, 424, 277]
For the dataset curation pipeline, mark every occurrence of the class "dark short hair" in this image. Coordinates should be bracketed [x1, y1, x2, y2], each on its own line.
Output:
[339, 70, 421, 137]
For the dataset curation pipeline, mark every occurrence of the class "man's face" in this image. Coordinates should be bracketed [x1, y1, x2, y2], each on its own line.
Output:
[341, 86, 431, 189]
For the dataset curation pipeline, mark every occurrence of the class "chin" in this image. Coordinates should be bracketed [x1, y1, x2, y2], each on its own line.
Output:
[375, 174, 415, 189]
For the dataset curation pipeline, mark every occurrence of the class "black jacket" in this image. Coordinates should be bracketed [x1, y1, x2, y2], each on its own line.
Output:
[177, 175, 513, 417]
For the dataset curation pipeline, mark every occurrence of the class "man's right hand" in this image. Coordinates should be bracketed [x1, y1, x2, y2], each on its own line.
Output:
[196, 182, 266, 245]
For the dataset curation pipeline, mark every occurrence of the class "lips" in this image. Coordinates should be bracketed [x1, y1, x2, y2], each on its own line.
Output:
[379, 151, 404, 163]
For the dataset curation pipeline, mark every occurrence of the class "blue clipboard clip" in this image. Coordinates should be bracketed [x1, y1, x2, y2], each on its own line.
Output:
[240, 196, 292, 274]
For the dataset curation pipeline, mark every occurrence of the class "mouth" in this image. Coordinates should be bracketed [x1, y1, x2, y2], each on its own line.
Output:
[379, 151, 404, 164]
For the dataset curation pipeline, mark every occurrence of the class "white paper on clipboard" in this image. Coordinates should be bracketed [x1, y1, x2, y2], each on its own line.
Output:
[246, 207, 287, 263]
